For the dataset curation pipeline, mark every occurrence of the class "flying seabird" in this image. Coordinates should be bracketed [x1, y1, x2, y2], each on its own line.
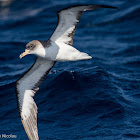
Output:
[16, 5, 118, 140]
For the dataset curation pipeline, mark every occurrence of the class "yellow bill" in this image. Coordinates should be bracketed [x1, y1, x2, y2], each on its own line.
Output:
[19, 49, 30, 59]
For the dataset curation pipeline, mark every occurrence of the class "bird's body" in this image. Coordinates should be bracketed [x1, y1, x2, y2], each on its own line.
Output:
[16, 4, 118, 140]
[32, 40, 92, 61]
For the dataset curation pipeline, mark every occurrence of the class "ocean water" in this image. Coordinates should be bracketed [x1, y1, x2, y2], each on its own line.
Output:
[0, 0, 140, 139]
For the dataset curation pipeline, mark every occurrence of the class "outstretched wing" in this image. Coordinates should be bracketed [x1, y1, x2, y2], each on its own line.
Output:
[50, 5, 118, 46]
[16, 58, 55, 140]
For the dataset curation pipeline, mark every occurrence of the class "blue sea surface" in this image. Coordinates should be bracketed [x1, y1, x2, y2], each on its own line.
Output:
[0, 0, 140, 139]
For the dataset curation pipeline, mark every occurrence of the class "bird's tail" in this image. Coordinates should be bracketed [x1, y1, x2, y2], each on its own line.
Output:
[69, 52, 92, 61]
[78, 52, 92, 60]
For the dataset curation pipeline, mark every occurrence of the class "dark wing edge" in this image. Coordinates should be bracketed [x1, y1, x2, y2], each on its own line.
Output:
[15, 58, 56, 140]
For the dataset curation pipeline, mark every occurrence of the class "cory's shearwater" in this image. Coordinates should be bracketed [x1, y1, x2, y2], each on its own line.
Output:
[16, 5, 118, 140]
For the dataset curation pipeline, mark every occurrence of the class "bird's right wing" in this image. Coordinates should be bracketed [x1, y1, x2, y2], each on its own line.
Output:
[16, 58, 55, 140]
[50, 5, 118, 46]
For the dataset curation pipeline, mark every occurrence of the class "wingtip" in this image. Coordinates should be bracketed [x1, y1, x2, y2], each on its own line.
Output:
[57, 4, 119, 13]
[89, 5, 119, 10]
[103, 5, 120, 9]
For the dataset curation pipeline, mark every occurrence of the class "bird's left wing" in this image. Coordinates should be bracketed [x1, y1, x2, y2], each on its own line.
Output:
[16, 58, 55, 140]
[50, 5, 118, 46]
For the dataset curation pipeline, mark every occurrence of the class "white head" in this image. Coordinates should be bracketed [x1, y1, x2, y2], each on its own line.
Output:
[19, 40, 46, 58]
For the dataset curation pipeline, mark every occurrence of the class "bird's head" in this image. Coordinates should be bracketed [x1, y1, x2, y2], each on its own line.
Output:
[19, 40, 46, 59]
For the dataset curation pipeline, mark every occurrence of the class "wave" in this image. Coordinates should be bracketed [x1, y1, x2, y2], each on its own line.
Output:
[33, 68, 133, 117]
